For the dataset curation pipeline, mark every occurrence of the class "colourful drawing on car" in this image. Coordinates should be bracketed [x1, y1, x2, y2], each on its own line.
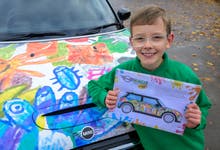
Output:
[0, 30, 136, 149]
[118, 92, 183, 123]
[0, 42, 65, 91]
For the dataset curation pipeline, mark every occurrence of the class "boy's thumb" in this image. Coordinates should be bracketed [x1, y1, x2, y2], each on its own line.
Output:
[114, 88, 120, 93]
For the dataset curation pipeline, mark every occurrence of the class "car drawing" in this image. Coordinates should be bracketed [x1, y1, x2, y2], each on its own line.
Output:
[118, 92, 183, 123]
[0, 0, 140, 149]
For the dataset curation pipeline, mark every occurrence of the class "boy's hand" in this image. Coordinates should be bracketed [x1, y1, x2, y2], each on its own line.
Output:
[105, 89, 120, 109]
[185, 103, 201, 128]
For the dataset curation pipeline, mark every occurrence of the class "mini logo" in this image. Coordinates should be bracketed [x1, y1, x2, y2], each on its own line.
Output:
[81, 126, 94, 140]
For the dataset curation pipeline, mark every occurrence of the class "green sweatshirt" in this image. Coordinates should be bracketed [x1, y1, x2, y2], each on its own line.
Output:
[88, 53, 212, 150]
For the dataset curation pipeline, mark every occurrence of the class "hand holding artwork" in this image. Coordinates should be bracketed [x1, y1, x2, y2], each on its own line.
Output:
[105, 88, 120, 109]
[185, 103, 201, 128]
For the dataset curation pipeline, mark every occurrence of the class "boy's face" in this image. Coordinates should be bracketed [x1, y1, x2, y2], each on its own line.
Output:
[130, 17, 174, 70]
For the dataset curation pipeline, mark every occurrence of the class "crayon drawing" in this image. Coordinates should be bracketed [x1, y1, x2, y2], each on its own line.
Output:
[106, 69, 201, 135]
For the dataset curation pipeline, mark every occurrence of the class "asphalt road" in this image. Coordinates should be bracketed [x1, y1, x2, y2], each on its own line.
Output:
[110, 0, 220, 149]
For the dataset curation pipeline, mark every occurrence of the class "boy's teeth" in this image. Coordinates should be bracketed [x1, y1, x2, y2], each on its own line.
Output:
[141, 50, 155, 56]
[144, 53, 154, 56]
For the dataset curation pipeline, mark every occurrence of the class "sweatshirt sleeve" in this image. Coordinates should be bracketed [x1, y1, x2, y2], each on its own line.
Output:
[88, 68, 116, 107]
[184, 65, 212, 130]
[194, 88, 212, 130]
[175, 62, 212, 130]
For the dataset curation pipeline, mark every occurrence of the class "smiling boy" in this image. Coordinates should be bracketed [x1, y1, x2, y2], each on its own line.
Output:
[88, 5, 212, 150]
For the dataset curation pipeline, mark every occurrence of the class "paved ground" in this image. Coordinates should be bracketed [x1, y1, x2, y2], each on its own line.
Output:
[110, 0, 220, 149]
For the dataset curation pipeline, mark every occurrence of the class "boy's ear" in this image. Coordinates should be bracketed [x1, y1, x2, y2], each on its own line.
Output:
[166, 32, 174, 48]
[129, 37, 133, 47]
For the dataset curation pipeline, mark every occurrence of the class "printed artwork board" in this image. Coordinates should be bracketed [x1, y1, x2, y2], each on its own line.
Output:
[105, 69, 201, 135]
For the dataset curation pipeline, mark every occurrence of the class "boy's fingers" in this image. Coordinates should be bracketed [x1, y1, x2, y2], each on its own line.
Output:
[108, 90, 119, 96]
[106, 95, 117, 101]
[185, 121, 198, 128]
[114, 88, 120, 93]
[187, 103, 199, 109]
[105, 89, 120, 109]
[185, 103, 201, 128]
[106, 101, 116, 109]
[106, 99, 117, 104]
[185, 113, 200, 119]
[186, 118, 200, 126]
[187, 117, 200, 122]
[108, 90, 115, 95]
[186, 103, 201, 114]
[107, 105, 116, 109]
[186, 108, 201, 115]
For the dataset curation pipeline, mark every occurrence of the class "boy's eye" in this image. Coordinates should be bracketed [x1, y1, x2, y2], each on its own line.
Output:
[151, 36, 165, 41]
[133, 37, 145, 42]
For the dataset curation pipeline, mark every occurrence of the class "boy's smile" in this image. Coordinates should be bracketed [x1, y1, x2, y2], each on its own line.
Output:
[130, 17, 174, 70]
[140, 49, 157, 57]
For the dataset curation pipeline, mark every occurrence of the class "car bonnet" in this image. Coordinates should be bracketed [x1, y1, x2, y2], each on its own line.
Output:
[0, 29, 136, 149]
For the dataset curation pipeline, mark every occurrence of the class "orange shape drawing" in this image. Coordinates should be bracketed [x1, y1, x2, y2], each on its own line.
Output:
[0, 41, 65, 90]
[67, 43, 113, 65]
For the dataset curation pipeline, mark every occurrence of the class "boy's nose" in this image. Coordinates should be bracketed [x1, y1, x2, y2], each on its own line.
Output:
[143, 38, 153, 47]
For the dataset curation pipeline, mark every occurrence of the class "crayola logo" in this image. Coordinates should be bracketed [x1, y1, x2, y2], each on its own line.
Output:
[121, 75, 148, 89]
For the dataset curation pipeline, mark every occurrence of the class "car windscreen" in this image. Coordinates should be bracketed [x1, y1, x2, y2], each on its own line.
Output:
[0, 0, 120, 41]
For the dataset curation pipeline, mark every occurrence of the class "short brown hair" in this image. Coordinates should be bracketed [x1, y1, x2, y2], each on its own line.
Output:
[130, 5, 171, 36]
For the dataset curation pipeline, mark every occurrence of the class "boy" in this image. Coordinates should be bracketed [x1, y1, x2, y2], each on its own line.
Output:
[88, 5, 212, 150]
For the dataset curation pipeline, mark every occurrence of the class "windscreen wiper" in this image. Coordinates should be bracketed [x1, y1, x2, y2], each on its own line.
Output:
[91, 22, 122, 31]
[2, 32, 66, 41]
[42, 103, 97, 116]
[76, 23, 122, 36]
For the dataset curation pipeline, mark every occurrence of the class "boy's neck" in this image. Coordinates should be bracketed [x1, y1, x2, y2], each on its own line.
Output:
[141, 57, 164, 71]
